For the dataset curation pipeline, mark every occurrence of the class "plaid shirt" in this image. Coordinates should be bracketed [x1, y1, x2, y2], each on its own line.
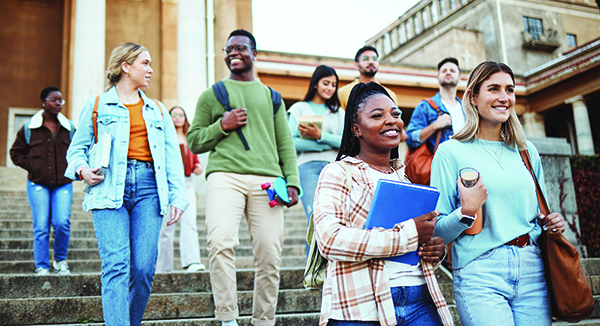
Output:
[313, 156, 453, 326]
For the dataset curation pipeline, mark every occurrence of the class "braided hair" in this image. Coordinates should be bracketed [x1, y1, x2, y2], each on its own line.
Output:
[336, 82, 398, 161]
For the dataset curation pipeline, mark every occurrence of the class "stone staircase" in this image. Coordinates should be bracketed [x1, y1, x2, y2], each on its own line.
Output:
[0, 186, 599, 325]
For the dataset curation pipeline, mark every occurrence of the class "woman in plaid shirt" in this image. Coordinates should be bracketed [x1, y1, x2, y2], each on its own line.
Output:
[313, 82, 454, 326]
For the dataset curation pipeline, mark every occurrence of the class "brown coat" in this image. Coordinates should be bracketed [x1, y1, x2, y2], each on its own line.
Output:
[10, 119, 73, 185]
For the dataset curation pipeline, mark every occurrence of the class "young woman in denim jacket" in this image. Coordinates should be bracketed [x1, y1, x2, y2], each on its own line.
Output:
[10, 86, 75, 276]
[65, 43, 188, 326]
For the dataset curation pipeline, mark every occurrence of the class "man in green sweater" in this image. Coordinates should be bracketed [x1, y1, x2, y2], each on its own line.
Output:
[187, 29, 300, 326]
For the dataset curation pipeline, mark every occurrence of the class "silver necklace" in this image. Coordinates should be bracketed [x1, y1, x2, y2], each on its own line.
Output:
[477, 139, 504, 170]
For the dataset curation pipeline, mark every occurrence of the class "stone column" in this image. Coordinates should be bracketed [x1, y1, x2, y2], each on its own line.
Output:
[214, 0, 237, 82]
[71, 0, 106, 125]
[178, 0, 206, 121]
[522, 112, 546, 138]
[566, 96, 595, 155]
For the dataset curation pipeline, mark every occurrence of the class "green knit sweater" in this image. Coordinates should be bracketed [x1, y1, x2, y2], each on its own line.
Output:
[187, 78, 300, 189]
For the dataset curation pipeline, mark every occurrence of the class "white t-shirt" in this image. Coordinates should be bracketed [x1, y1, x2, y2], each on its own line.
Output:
[442, 99, 465, 135]
[367, 167, 426, 287]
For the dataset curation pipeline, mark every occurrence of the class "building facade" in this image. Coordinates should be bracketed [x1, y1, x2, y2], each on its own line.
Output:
[1, 0, 252, 166]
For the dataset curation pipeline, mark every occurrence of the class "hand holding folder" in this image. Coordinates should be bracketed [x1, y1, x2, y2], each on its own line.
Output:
[364, 179, 440, 265]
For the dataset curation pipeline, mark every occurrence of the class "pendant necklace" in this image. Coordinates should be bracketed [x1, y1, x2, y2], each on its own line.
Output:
[477, 138, 504, 171]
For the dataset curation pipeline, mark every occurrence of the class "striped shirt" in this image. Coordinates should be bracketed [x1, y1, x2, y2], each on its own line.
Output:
[313, 156, 453, 326]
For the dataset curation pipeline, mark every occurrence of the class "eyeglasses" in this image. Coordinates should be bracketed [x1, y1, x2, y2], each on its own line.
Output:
[45, 98, 65, 105]
[171, 113, 185, 118]
[223, 43, 254, 55]
[361, 55, 379, 62]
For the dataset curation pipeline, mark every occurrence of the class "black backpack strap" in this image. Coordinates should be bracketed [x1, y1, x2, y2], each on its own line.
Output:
[269, 87, 282, 116]
[212, 81, 250, 150]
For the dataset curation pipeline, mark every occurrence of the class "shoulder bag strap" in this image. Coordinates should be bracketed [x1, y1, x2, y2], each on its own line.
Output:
[424, 98, 443, 153]
[92, 96, 100, 144]
[519, 149, 550, 216]
[269, 87, 282, 116]
[151, 99, 163, 117]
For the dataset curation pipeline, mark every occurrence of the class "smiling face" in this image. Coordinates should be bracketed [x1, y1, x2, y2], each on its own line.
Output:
[353, 94, 403, 154]
[170, 107, 186, 129]
[471, 72, 515, 129]
[438, 61, 460, 87]
[224, 35, 256, 74]
[314, 75, 337, 102]
[123, 50, 153, 89]
[42, 90, 63, 115]
[356, 50, 379, 78]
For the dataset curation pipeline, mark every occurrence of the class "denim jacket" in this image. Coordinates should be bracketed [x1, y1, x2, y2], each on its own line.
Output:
[65, 87, 188, 215]
[406, 92, 462, 153]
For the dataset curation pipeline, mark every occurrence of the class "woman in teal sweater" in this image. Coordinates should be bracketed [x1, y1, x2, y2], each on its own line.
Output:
[431, 61, 565, 326]
[287, 65, 345, 258]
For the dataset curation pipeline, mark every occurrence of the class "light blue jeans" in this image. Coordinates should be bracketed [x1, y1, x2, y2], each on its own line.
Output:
[92, 160, 163, 326]
[26, 181, 72, 270]
[327, 284, 442, 326]
[299, 160, 329, 257]
[453, 244, 551, 326]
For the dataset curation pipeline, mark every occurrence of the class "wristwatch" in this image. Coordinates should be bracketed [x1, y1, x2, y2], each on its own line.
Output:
[458, 209, 476, 225]
[75, 170, 83, 181]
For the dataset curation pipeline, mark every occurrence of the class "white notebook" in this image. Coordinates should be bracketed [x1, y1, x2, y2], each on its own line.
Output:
[83, 133, 112, 193]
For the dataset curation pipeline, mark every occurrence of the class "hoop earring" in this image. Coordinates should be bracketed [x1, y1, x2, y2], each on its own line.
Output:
[127, 72, 130, 77]
[42, 104, 46, 108]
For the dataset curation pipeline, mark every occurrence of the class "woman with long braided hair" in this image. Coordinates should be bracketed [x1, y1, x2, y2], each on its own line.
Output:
[312, 82, 453, 326]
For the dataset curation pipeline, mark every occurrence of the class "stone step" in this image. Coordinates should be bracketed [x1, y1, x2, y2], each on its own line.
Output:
[22, 312, 321, 326]
[0, 288, 322, 325]
[0, 235, 307, 250]
[554, 318, 600, 326]
[0, 268, 308, 299]
[0, 255, 309, 274]
[0, 226, 310, 240]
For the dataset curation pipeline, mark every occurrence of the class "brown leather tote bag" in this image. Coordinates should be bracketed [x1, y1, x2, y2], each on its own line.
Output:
[404, 99, 442, 186]
[521, 150, 594, 322]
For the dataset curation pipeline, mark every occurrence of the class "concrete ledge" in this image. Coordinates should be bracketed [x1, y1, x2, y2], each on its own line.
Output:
[529, 137, 572, 156]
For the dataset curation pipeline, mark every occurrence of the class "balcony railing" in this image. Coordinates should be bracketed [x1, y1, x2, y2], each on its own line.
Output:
[522, 28, 560, 51]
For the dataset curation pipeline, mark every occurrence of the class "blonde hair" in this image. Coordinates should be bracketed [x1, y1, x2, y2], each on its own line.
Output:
[105, 43, 147, 90]
[453, 61, 527, 150]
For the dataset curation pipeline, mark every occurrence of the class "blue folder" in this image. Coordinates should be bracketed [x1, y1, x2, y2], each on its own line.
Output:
[364, 179, 440, 265]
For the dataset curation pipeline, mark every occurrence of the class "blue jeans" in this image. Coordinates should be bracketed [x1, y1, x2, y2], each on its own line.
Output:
[26, 181, 72, 269]
[453, 244, 551, 326]
[92, 160, 163, 326]
[327, 284, 442, 326]
[299, 161, 329, 257]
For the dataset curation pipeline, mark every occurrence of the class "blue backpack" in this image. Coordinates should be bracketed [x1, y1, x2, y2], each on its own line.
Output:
[211, 80, 282, 151]
[24, 119, 76, 144]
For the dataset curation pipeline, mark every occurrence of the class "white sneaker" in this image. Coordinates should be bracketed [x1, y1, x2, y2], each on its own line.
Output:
[53, 260, 71, 275]
[221, 320, 238, 326]
[185, 263, 206, 272]
[35, 267, 50, 276]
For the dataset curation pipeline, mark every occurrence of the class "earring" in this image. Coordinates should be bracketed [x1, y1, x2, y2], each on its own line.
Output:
[42, 104, 46, 108]
[127, 72, 130, 77]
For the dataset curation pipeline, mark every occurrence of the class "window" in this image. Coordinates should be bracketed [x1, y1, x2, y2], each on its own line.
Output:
[523, 16, 543, 41]
[440, 0, 446, 16]
[431, 2, 439, 23]
[567, 33, 577, 47]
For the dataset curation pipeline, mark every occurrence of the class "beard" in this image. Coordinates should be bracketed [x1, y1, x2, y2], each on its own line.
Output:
[440, 79, 458, 87]
[360, 66, 377, 77]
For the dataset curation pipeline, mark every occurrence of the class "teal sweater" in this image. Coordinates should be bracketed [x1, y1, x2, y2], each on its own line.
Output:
[431, 139, 545, 269]
[187, 78, 300, 189]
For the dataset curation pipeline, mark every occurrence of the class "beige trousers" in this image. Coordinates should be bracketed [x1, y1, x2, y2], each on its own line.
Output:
[156, 176, 201, 271]
[205, 172, 284, 326]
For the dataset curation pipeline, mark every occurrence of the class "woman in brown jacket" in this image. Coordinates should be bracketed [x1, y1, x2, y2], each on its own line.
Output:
[10, 86, 75, 276]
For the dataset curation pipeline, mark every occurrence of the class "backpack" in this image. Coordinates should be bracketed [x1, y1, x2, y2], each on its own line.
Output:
[403, 98, 442, 186]
[24, 116, 76, 144]
[211, 80, 282, 151]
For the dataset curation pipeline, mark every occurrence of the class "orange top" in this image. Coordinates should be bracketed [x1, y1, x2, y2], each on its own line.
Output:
[125, 98, 153, 162]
